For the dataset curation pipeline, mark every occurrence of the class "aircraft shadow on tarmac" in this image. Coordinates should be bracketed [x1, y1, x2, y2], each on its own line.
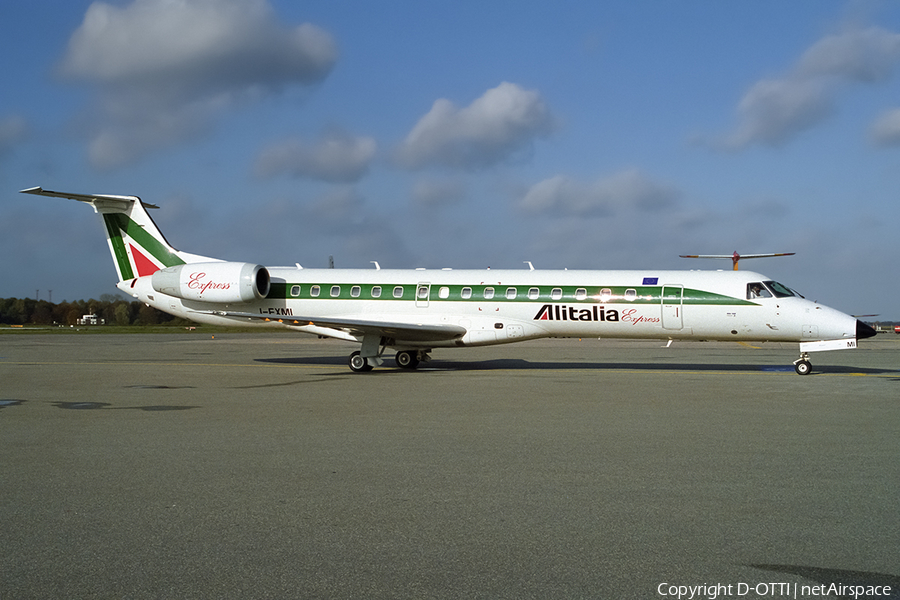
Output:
[256, 356, 899, 376]
[51, 401, 198, 411]
[750, 564, 900, 598]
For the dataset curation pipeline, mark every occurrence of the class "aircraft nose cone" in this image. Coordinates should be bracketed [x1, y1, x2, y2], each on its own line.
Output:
[856, 320, 877, 340]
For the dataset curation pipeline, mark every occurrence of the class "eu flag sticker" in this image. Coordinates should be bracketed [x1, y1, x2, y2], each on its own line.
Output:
[642, 277, 658, 285]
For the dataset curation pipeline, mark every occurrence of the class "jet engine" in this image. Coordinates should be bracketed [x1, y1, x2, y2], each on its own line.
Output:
[151, 262, 270, 303]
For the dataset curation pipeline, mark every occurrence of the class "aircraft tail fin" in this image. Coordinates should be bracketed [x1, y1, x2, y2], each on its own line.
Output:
[20, 186, 218, 282]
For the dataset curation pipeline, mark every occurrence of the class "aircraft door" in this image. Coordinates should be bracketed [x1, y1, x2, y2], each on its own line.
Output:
[661, 285, 683, 330]
[416, 282, 430, 308]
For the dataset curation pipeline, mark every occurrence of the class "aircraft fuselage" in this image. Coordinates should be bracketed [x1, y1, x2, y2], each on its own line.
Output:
[22, 185, 873, 375]
[121, 267, 861, 350]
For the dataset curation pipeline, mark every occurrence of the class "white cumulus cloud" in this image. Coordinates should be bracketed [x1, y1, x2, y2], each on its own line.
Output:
[725, 78, 832, 148]
[410, 178, 466, 207]
[306, 187, 366, 223]
[519, 169, 679, 217]
[869, 108, 900, 146]
[60, 0, 337, 169]
[714, 26, 900, 150]
[0, 115, 28, 155]
[797, 26, 900, 81]
[395, 82, 555, 170]
[255, 131, 377, 183]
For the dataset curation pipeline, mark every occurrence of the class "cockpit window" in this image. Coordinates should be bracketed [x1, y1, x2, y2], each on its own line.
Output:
[763, 280, 795, 298]
[747, 282, 772, 299]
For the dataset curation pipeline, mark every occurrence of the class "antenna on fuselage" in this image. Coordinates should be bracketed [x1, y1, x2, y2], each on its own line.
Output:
[679, 251, 795, 270]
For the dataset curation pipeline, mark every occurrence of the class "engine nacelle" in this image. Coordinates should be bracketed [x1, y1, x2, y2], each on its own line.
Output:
[151, 262, 270, 303]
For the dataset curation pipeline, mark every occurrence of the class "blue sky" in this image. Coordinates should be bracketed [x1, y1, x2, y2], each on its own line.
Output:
[3, 0, 900, 319]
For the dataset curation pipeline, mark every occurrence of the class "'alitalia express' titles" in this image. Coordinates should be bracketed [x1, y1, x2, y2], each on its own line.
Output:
[535, 304, 617, 322]
[534, 305, 661, 326]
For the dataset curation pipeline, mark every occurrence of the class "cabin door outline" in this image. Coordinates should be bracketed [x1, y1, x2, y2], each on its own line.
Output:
[661, 284, 683, 330]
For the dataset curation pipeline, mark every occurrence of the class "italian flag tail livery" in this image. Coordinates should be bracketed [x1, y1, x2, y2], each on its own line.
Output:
[21, 186, 215, 281]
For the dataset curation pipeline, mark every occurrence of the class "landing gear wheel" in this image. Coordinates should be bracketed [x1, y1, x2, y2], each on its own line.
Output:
[349, 351, 373, 372]
[395, 350, 420, 369]
[794, 360, 812, 375]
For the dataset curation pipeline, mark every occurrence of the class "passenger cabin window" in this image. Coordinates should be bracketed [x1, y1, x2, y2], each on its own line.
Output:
[625, 289, 637, 301]
[484, 287, 495, 300]
[506, 287, 517, 300]
[439, 286, 450, 299]
[417, 286, 429, 299]
[371, 286, 382, 298]
[551, 288, 563, 300]
[351, 286, 361, 298]
[393, 286, 404, 298]
[290, 285, 301, 297]
[600, 288, 612, 301]
[310, 285, 320, 297]
[528, 287, 540, 300]
[575, 288, 587, 300]
[461, 287, 472, 299]
[747, 282, 772, 299]
[331, 285, 341, 297]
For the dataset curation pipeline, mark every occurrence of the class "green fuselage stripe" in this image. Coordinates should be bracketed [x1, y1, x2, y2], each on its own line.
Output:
[266, 282, 756, 306]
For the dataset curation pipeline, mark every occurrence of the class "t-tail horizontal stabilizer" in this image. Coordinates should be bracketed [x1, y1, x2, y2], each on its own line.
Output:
[21, 186, 217, 282]
[680, 251, 795, 271]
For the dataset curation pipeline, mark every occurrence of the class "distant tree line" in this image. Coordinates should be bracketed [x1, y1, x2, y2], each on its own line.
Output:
[0, 295, 185, 326]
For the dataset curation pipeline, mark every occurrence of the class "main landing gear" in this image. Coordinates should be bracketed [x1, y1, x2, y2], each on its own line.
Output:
[347, 349, 430, 372]
[793, 352, 812, 375]
[394, 350, 419, 369]
[348, 351, 373, 372]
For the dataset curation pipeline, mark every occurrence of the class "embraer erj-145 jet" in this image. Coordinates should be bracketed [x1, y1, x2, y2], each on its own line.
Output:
[22, 186, 876, 375]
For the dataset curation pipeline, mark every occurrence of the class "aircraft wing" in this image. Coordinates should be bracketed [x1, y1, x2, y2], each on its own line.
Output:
[196, 310, 467, 342]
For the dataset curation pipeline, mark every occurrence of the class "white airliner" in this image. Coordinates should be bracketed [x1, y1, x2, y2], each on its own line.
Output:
[22, 186, 876, 375]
